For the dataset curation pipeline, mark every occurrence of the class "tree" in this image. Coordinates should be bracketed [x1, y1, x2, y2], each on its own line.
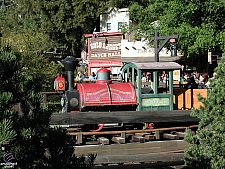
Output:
[0, 0, 111, 57]
[184, 54, 225, 168]
[109, 0, 149, 8]
[0, 48, 96, 168]
[0, 49, 22, 161]
[127, 0, 225, 64]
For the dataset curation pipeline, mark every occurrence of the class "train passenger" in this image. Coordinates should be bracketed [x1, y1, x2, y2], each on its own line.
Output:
[144, 72, 150, 82]
[89, 72, 96, 81]
[163, 73, 169, 83]
[198, 72, 209, 89]
[83, 72, 89, 79]
[142, 72, 147, 82]
[205, 72, 217, 88]
[142, 72, 151, 82]
[193, 73, 199, 83]
[76, 71, 84, 83]
[186, 75, 197, 89]
[159, 75, 163, 82]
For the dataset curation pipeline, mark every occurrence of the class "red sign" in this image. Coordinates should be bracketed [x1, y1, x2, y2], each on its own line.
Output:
[54, 75, 65, 91]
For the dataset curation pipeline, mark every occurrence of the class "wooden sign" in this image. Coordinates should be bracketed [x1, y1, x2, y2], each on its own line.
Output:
[90, 35, 122, 60]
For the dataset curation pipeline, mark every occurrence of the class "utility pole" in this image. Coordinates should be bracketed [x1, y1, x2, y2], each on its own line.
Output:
[151, 32, 178, 62]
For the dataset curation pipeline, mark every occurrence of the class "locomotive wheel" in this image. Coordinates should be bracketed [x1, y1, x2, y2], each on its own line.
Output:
[85, 124, 104, 132]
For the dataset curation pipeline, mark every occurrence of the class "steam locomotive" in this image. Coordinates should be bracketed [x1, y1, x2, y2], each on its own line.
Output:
[58, 56, 184, 131]
[60, 56, 138, 113]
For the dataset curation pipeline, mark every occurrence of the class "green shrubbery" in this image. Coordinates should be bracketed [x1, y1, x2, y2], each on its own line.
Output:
[0, 49, 96, 169]
[185, 55, 225, 169]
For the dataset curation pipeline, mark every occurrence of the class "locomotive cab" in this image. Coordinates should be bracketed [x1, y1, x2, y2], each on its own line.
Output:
[120, 62, 182, 111]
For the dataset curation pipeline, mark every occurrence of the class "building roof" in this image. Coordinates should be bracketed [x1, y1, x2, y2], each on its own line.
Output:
[121, 56, 181, 63]
[127, 62, 182, 70]
[84, 32, 123, 38]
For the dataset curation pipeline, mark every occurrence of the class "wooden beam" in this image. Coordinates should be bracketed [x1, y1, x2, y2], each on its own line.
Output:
[50, 110, 199, 125]
[93, 154, 184, 166]
[74, 140, 189, 156]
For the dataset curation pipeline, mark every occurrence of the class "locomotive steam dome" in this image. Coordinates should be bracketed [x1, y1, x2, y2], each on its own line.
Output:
[96, 68, 111, 85]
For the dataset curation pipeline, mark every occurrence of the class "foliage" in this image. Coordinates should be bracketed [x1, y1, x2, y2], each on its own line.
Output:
[109, 0, 150, 8]
[0, 48, 96, 168]
[128, 0, 225, 57]
[0, 119, 17, 158]
[184, 56, 225, 168]
[20, 52, 61, 92]
[0, 50, 21, 160]
[0, 0, 111, 56]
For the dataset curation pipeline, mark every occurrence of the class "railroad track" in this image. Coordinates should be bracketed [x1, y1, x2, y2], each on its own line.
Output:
[68, 125, 198, 167]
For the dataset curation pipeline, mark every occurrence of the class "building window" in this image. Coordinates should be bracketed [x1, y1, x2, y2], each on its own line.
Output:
[118, 22, 127, 32]
[107, 23, 111, 31]
[118, 22, 123, 31]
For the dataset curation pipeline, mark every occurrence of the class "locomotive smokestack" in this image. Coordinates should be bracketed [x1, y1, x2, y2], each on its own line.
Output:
[62, 56, 79, 91]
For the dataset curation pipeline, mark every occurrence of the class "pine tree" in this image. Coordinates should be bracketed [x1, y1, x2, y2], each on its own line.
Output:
[0, 48, 96, 168]
[184, 55, 225, 169]
[0, 49, 21, 159]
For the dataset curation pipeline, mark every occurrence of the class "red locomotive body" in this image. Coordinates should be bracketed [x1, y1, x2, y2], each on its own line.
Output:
[76, 67, 137, 111]
[77, 82, 137, 111]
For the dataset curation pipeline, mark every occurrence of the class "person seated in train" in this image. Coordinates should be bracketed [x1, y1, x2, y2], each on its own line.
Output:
[205, 72, 217, 88]
[141, 72, 147, 82]
[89, 72, 96, 82]
[192, 73, 199, 83]
[163, 73, 169, 83]
[76, 71, 84, 83]
[186, 75, 197, 89]
[145, 72, 151, 82]
[83, 72, 89, 79]
[198, 72, 209, 89]
[159, 75, 163, 82]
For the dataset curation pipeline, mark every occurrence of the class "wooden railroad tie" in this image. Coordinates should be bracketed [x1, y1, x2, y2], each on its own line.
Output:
[97, 137, 109, 145]
[135, 133, 155, 141]
[174, 132, 187, 138]
[112, 136, 125, 144]
[163, 133, 179, 139]
[132, 135, 145, 143]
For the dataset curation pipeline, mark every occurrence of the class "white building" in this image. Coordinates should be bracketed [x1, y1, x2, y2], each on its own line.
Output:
[121, 39, 182, 62]
[100, 8, 129, 36]
[99, 8, 181, 62]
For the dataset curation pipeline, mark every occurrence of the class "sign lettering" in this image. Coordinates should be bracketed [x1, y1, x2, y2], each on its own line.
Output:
[142, 98, 170, 107]
[90, 36, 122, 59]
[91, 51, 121, 58]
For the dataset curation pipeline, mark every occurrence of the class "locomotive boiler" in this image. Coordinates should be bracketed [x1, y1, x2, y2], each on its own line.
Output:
[60, 56, 138, 113]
